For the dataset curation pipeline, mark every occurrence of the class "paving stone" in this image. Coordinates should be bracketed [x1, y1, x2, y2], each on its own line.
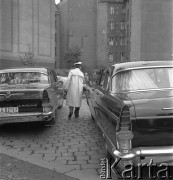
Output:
[77, 156, 90, 161]
[61, 152, 73, 157]
[86, 151, 99, 155]
[56, 156, 75, 161]
[81, 163, 101, 169]
[74, 151, 86, 156]
[78, 147, 90, 152]
[64, 142, 80, 146]
[34, 150, 56, 154]
[88, 159, 100, 164]
[68, 160, 88, 165]
[57, 146, 69, 150]
[67, 148, 78, 153]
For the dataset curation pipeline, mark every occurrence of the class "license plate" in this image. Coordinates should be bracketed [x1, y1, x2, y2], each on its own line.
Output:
[0, 107, 18, 113]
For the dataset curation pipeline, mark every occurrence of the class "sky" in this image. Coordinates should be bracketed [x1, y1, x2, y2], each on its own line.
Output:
[55, 0, 60, 4]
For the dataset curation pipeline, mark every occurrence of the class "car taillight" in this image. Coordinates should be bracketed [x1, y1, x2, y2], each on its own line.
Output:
[42, 90, 52, 113]
[117, 105, 134, 154]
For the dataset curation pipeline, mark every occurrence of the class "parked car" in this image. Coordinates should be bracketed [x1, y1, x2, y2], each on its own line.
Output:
[0, 67, 64, 125]
[86, 61, 173, 176]
[57, 76, 68, 98]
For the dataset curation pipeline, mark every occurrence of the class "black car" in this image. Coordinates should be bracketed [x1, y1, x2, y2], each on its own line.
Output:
[86, 61, 173, 177]
[0, 67, 64, 125]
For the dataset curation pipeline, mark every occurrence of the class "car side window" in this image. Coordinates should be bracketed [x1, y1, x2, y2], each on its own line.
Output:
[100, 68, 111, 91]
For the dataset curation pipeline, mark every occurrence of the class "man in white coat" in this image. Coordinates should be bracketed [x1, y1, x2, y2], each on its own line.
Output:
[66, 62, 84, 118]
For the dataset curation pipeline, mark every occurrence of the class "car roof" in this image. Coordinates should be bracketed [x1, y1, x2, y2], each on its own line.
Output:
[0, 67, 54, 74]
[112, 61, 173, 74]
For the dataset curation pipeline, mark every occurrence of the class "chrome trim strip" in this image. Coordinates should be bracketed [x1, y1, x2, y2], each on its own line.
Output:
[0, 89, 45, 92]
[110, 88, 173, 94]
[162, 107, 173, 110]
[113, 146, 173, 161]
[0, 111, 52, 117]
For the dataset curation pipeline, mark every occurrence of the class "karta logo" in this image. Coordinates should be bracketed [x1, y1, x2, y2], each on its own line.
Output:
[100, 158, 173, 179]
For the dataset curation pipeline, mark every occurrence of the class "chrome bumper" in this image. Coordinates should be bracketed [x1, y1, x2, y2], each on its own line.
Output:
[113, 146, 173, 161]
[0, 112, 53, 124]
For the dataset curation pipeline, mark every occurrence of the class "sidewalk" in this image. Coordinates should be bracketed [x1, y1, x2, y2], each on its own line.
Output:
[0, 153, 78, 180]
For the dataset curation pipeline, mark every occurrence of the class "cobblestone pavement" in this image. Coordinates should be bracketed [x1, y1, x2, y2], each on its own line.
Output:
[0, 99, 116, 180]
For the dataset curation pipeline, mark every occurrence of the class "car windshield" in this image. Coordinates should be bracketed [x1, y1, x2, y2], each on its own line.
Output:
[111, 67, 173, 92]
[0, 72, 49, 85]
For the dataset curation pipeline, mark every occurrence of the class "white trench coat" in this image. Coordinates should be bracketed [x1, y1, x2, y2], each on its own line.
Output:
[65, 68, 84, 107]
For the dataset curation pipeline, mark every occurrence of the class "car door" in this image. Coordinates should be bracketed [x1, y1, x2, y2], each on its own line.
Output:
[86, 69, 102, 120]
[94, 67, 122, 151]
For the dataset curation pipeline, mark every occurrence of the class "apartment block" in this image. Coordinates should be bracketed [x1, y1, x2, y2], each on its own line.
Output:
[58, 0, 172, 70]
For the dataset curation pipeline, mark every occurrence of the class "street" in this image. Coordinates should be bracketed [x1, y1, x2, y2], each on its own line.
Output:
[0, 99, 116, 180]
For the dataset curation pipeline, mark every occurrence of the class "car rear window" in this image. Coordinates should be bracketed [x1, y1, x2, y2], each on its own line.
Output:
[0, 72, 49, 85]
[111, 67, 173, 92]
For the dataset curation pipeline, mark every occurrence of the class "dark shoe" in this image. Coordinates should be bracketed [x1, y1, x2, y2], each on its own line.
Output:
[74, 107, 80, 118]
[75, 114, 79, 118]
[68, 112, 73, 118]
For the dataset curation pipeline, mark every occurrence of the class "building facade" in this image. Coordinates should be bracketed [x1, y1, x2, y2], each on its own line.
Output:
[127, 0, 173, 61]
[97, 0, 126, 66]
[58, 0, 173, 70]
[58, 0, 97, 70]
[0, 0, 56, 69]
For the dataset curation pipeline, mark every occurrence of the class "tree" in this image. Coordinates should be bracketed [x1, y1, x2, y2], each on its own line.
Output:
[64, 46, 81, 68]
[20, 44, 37, 66]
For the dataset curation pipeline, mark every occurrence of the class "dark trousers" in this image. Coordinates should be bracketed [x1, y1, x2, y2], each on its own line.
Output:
[69, 106, 80, 117]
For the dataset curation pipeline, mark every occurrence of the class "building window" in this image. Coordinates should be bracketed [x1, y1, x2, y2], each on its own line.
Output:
[110, 6, 114, 15]
[120, 52, 124, 61]
[109, 37, 114, 46]
[115, 36, 118, 46]
[109, 53, 113, 62]
[55, 47, 57, 57]
[115, 52, 118, 61]
[120, 22, 125, 30]
[120, 37, 125, 46]
[110, 21, 114, 30]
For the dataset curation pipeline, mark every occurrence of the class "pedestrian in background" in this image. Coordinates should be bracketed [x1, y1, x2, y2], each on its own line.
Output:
[84, 72, 89, 85]
[65, 62, 84, 118]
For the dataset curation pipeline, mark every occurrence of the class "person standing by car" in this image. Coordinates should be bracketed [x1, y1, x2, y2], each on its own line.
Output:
[84, 72, 89, 85]
[65, 62, 84, 118]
